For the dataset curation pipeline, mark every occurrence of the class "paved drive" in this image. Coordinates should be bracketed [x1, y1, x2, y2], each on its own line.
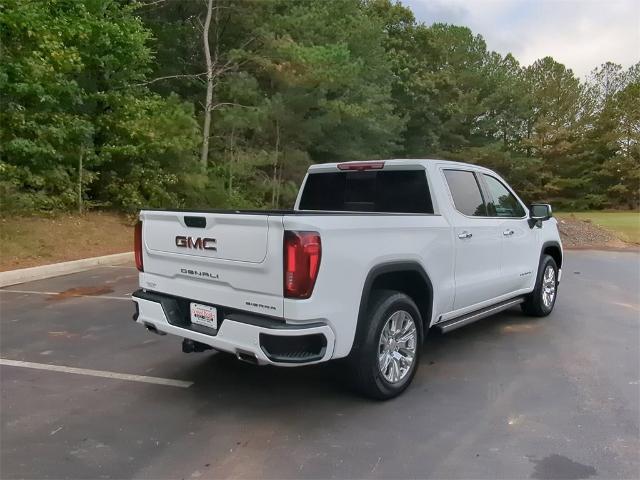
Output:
[1, 250, 638, 479]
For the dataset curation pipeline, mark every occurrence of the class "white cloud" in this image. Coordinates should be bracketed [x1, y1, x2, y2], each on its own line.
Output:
[403, 0, 640, 77]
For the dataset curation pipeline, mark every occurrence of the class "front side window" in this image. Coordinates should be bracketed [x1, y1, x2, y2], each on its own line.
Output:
[443, 169, 487, 216]
[482, 174, 525, 217]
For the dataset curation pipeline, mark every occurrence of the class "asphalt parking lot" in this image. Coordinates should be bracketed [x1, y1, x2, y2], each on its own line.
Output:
[1, 250, 638, 479]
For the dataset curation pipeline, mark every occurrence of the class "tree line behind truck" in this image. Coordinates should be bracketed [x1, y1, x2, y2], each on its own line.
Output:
[1, 0, 638, 216]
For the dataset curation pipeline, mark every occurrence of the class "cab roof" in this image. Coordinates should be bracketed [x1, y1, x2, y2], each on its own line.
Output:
[307, 158, 487, 173]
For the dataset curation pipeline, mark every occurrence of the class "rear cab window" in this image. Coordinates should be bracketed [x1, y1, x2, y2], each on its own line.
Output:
[443, 169, 487, 216]
[299, 170, 434, 214]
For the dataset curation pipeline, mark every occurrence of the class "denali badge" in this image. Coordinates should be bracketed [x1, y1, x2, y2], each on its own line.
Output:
[176, 236, 217, 251]
[180, 268, 219, 280]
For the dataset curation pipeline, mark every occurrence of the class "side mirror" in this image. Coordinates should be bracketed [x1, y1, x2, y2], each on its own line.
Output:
[528, 203, 552, 228]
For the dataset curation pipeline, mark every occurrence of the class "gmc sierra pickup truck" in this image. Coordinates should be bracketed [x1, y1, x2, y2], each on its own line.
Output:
[132, 159, 562, 399]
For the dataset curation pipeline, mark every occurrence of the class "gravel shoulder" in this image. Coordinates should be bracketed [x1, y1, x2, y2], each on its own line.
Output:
[556, 216, 638, 250]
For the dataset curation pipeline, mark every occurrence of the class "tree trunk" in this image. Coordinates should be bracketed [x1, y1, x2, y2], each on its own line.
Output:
[228, 127, 235, 194]
[275, 151, 283, 207]
[271, 120, 280, 208]
[199, 0, 215, 170]
[78, 148, 83, 214]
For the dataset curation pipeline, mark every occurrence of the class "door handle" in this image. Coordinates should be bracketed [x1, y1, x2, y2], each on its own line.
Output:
[503, 229, 515, 237]
[458, 231, 473, 239]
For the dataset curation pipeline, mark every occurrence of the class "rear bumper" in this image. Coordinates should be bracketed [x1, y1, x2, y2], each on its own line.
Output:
[131, 290, 335, 366]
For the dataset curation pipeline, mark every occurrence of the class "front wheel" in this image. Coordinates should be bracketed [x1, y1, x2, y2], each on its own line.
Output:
[348, 290, 423, 400]
[521, 254, 558, 317]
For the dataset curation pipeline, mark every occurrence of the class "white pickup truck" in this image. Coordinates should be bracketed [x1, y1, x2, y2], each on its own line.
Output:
[132, 159, 562, 399]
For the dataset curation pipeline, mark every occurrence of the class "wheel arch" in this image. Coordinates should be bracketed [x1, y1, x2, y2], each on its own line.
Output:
[355, 262, 434, 347]
[541, 241, 562, 269]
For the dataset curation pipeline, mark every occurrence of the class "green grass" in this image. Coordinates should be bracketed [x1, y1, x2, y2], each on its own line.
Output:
[556, 211, 640, 244]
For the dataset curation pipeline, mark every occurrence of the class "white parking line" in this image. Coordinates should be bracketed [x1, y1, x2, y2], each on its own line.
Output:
[0, 289, 131, 301]
[0, 359, 193, 388]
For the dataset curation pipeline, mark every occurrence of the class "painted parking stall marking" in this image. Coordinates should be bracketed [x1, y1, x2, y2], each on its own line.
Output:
[0, 289, 131, 301]
[0, 359, 193, 388]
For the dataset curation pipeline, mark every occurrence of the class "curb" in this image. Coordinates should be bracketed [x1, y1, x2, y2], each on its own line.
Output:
[0, 252, 134, 288]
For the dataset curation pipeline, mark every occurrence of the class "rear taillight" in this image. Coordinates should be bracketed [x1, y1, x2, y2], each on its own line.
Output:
[284, 231, 321, 299]
[134, 221, 143, 272]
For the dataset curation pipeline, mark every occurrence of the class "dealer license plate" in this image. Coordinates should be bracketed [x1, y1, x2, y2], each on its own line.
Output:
[190, 302, 218, 330]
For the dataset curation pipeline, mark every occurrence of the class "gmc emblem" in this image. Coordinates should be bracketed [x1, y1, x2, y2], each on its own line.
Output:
[175, 236, 217, 251]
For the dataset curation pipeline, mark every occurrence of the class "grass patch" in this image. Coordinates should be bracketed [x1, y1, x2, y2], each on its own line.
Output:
[0, 212, 134, 271]
[556, 211, 640, 244]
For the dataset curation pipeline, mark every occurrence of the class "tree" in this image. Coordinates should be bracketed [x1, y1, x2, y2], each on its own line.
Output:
[0, 0, 200, 213]
[2, 0, 635, 214]
[592, 64, 640, 208]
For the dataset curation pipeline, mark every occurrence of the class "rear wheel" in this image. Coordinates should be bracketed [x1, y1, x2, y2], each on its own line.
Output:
[348, 290, 423, 400]
[521, 254, 558, 316]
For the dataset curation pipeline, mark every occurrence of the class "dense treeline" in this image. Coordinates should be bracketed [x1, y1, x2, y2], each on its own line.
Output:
[1, 0, 638, 214]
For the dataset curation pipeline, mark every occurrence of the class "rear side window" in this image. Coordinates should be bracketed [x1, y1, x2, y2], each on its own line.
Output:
[482, 174, 525, 217]
[443, 169, 487, 216]
[299, 170, 433, 213]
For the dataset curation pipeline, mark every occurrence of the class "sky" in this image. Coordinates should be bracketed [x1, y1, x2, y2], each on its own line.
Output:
[403, 0, 640, 77]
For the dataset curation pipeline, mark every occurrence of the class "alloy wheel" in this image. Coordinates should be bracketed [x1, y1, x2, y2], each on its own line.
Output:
[542, 265, 556, 308]
[377, 310, 417, 384]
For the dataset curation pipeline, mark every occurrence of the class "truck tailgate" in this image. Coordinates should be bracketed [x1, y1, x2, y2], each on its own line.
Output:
[139, 211, 285, 317]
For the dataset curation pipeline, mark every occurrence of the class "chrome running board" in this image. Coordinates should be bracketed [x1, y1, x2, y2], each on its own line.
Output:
[437, 296, 525, 333]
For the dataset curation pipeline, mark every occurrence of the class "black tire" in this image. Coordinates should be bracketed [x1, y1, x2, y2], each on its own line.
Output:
[348, 290, 423, 400]
[521, 254, 558, 317]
